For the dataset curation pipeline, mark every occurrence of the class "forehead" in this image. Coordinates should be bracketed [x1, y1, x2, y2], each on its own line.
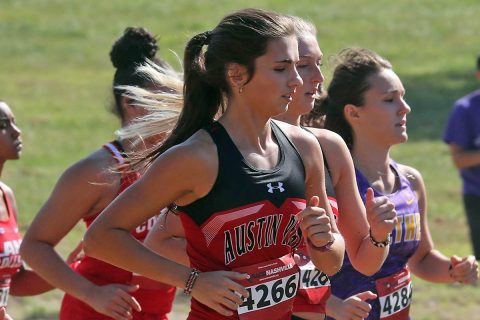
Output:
[367, 68, 404, 93]
[259, 35, 299, 62]
[297, 34, 322, 58]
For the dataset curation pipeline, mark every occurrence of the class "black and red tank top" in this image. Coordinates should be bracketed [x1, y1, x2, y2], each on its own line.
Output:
[178, 121, 307, 320]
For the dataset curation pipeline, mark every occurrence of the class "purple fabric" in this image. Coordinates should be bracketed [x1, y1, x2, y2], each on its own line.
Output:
[443, 89, 480, 195]
[328, 161, 420, 320]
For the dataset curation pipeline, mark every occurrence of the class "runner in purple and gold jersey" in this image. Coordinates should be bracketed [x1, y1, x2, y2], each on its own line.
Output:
[313, 47, 479, 320]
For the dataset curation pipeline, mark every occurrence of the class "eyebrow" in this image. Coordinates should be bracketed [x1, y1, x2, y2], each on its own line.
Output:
[383, 89, 405, 94]
[275, 59, 297, 64]
[299, 54, 323, 59]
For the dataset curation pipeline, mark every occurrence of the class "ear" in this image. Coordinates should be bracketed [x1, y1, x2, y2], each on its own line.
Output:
[343, 103, 361, 124]
[226, 63, 248, 91]
[121, 96, 141, 120]
[120, 96, 132, 114]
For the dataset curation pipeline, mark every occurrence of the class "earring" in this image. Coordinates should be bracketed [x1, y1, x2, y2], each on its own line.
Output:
[238, 86, 244, 94]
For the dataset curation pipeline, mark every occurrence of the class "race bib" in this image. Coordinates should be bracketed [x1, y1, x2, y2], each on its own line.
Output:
[234, 254, 299, 320]
[297, 249, 330, 305]
[376, 267, 412, 320]
[0, 280, 9, 307]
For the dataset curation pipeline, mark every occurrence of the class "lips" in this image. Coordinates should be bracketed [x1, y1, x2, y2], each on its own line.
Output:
[14, 141, 22, 151]
[282, 92, 295, 101]
[305, 86, 320, 98]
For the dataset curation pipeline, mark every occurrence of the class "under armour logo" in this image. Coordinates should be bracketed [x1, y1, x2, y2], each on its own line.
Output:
[267, 182, 285, 193]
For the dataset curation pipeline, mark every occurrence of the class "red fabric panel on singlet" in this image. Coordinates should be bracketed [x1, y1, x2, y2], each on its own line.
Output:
[0, 184, 22, 307]
[0, 185, 22, 280]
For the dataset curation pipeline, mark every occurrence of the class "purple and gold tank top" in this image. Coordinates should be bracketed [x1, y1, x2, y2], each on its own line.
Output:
[329, 160, 421, 320]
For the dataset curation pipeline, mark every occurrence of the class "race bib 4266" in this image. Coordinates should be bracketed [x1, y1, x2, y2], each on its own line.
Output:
[234, 254, 300, 320]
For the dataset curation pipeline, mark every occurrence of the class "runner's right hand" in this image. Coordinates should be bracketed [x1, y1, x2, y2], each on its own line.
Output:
[191, 271, 250, 316]
[84, 283, 141, 320]
[327, 291, 376, 320]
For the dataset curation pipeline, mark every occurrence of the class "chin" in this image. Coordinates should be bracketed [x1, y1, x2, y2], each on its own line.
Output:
[395, 135, 408, 145]
[279, 104, 290, 114]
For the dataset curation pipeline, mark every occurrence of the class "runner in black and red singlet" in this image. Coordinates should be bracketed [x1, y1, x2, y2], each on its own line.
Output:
[84, 9, 345, 320]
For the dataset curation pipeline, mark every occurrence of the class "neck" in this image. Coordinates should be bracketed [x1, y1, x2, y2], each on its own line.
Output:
[274, 111, 301, 126]
[220, 100, 273, 150]
[352, 136, 396, 194]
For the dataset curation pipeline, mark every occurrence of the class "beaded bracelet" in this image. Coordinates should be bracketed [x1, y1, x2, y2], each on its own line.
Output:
[183, 268, 200, 296]
[369, 228, 391, 247]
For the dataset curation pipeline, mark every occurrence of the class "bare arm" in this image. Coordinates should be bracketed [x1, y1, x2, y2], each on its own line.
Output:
[448, 143, 480, 169]
[313, 129, 395, 276]
[143, 211, 189, 266]
[0, 307, 12, 320]
[283, 123, 344, 275]
[404, 164, 478, 284]
[84, 136, 249, 317]
[20, 153, 141, 319]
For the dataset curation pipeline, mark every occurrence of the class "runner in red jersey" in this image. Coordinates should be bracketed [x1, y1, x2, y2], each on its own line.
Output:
[60, 141, 176, 320]
[0, 100, 65, 319]
[84, 8, 345, 320]
[20, 27, 178, 320]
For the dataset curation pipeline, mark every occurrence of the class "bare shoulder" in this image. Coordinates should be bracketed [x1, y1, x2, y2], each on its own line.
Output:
[307, 127, 348, 155]
[145, 129, 218, 204]
[0, 181, 16, 207]
[156, 129, 217, 172]
[0, 181, 13, 197]
[273, 120, 318, 150]
[147, 130, 218, 184]
[60, 148, 118, 187]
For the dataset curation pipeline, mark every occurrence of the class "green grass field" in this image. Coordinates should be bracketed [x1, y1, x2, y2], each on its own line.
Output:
[1, 0, 479, 319]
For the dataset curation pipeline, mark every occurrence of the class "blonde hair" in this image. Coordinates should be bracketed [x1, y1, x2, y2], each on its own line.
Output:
[116, 60, 183, 141]
[115, 60, 184, 169]
[289, 15, 317, 38]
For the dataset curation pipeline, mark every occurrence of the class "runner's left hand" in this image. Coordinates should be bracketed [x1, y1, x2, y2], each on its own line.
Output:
[449, 255, 479, 285]
[297, 196, 333, 248]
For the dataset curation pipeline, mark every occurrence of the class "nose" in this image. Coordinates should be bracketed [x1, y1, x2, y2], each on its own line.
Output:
[290, 66, 303, 89]
[11, 123, 21, 139]
[313, 65, 325, 85]
[399, 98, 411, 115]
